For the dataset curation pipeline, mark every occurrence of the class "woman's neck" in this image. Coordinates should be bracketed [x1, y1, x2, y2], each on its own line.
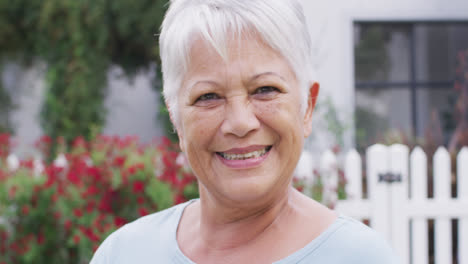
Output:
[196, 186, 296, 251]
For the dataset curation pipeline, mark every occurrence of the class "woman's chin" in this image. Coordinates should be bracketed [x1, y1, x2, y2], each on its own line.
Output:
[214, 179, 284, 205]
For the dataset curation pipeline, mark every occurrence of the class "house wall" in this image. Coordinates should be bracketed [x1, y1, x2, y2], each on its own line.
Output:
[300, 0, 468, 152]
[3, 63, 163, 157]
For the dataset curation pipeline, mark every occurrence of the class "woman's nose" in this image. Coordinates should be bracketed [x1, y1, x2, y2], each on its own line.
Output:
[220, 99, 260, 138]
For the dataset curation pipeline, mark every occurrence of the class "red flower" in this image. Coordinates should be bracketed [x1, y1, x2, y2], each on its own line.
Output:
[137, 196, 145, 205]
[54, 211, 61, 220]
[93, 216, 104, 232]
[174, 194, 187, 205]
[21, 205, 29, 215]
[37, 135, 52, 144]
[128, 163, 144, 175]
[67, 170, 81, 185]
[20, 159, 34, 169]
[138, 208, 149, 217]
[65, 220, 72, 231]
[132, 181, 145, 194]
[81, 227, 99, 242]
[44, 166, 61, 188]
[72, 136, 87, 149]
[37, 233, 45, 245]
[114, 217, 126, 227]
[8, 186, 17, 199]
[73, 208, 83, 218]
[86, 201, 96, 213]
[162, 152, 178, 168]
[73, 234, 81, 244]
[98, 196, 112, 212]
[160, 136, 171, 148]
[87, 167, 101, 181]
[113, 156, 126, 167]
[84, 186, 98, 197]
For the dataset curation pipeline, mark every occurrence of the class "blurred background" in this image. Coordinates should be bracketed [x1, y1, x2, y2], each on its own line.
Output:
[1, 0, 467, 158]
[0, 0, 169, 158]
[0, 0, 467, 263]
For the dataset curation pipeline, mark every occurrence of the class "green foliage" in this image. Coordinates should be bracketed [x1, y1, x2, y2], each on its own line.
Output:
[319, 97, 349, 148]
[0, 82, 13, 133]
[158, 96, 179, 142]
[145, 180, 173, 210]
[354, 25, 390, 82]
[447, 48, 468, 152]
[355, 105, 389, 152]
[0, 0, 169, 147]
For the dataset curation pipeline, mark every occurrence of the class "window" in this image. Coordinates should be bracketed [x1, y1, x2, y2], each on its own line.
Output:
[354, 22, 468, 149]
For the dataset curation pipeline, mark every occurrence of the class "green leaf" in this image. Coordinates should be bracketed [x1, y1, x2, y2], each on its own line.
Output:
[145, 179, 173, 210]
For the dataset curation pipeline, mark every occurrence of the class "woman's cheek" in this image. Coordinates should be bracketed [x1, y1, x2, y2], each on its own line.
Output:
[253, 100, 280, 118]
[254, 98, 297, 125]
[185, 107, 224, 136]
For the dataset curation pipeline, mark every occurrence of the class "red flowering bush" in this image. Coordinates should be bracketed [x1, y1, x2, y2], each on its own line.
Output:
[0, 135, 198, 264]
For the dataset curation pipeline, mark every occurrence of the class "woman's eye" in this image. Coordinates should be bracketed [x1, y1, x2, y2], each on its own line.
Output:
[254, 86, 279, 94]
[195, 93, 220, 102]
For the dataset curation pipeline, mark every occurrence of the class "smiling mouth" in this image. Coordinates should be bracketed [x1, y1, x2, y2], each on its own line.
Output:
[216, 146, 272, 160]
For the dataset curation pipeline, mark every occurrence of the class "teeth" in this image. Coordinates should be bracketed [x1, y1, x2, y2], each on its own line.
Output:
[219, 147, 270, 160]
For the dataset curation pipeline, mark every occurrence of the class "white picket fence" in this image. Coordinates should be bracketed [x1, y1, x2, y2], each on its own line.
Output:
[296, 144, 468, 264]
[4, 144, 468, 263]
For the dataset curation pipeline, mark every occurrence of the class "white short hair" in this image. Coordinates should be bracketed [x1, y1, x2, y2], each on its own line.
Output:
[159, 0, 316, 126]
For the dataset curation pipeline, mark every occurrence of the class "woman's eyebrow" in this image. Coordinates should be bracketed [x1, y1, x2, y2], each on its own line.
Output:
[249, 72, 286, 82]
[190, 80, 221, 90]
[188, 72, 286, 90]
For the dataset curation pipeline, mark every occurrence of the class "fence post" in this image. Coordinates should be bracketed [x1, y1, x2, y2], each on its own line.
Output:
[458, 147, 468, 264]
[389, 144, 409, 264]
[345, 149, 362, 200]
[7, 153, 19, 171]
[367, 144, 390, 239]
[54, 153, 68, 168]
[433, 147, 451, 264]
[295, 150, 315, 183]
[410, 147, 428, 264]
[33, 157, 44, 177]
[320, 150, 338, 207]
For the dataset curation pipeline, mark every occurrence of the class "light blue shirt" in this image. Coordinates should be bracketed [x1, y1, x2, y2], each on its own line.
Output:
[90, 200, 400, 263]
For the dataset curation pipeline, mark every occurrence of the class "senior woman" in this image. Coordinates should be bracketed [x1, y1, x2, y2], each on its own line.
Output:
[91, 0, 398, 263]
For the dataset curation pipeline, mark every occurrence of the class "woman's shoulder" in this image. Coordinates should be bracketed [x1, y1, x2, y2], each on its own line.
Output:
[276, 214, 400, 264]
[126, 201, 188, 229]
[115, 200, 191, 239]
[90, 200, 194, 264]
[306, 215, 400, 263]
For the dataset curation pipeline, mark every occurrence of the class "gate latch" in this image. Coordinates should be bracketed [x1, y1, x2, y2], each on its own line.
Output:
[378, 172, 402, 183]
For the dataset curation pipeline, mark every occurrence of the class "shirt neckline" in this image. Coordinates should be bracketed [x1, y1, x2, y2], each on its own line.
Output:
[170, 199, 347, 264]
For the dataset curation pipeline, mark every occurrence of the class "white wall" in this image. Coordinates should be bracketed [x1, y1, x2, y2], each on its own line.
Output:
[2, 63, 163, 157]
[2, 62, 46, 157]
[102, 65, 164, 143]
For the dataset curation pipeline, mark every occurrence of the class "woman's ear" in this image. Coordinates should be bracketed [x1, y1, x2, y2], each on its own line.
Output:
[165, 102, 185, 152]
[303, 82, 320, 137]
[178, 138, 185, 153]
[173, 123, 185, 153]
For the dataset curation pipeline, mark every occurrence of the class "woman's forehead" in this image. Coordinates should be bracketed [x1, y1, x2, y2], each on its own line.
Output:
[182, 40, 297, 93]
[186, 33, 295, 77]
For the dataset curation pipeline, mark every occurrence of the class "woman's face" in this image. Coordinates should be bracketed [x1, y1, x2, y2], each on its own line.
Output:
[176, 34, 316, 205]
